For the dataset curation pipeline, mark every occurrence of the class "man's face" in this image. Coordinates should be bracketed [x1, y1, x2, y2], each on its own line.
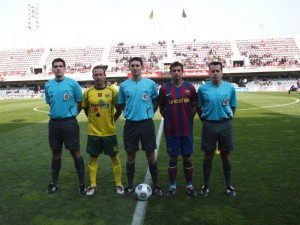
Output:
[129, 60, 142, 77]
[92, 68, 106, 85]
[209, 64, 223, 84]
[170, 66, 183, 82]
[52, 62, 65, 77]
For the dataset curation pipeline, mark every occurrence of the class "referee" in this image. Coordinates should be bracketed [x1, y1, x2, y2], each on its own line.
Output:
[44, 58, 86, 195]
[197, 61, 238, 197]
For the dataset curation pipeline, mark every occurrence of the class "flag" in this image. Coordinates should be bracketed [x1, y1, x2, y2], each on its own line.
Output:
[149, 10, 154, 19]
[182, 8, 187, 18]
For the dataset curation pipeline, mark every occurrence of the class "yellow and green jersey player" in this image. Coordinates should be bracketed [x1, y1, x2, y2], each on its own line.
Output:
[82, 65, 124, 195]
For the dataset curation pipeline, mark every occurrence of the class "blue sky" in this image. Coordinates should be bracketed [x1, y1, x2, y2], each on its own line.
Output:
[0, 0, 299, 50]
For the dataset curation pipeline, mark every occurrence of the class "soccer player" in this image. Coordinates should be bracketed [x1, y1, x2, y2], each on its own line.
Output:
[82, 65, 124, 195]
[197, 61, 238, 197]
[44, 58, 86, 195]
[158, 61, 198, 197]
[118, 57, 163, 197]
[288, 79, 300, 95]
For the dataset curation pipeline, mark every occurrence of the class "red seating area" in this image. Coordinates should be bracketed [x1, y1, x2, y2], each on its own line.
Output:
[236, 38, 300, 66]
[0, 37, 299, 77]
[0, 48, 44, 75]
[45, 46, 105, 73]
[172, 40, 232, 69]
[108, 41, 168, 72]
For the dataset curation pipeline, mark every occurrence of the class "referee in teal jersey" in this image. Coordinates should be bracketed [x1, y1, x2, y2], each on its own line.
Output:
[44, 58, 86, 195]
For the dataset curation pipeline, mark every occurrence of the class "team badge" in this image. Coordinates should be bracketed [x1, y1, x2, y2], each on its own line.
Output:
[98, 93, 102, 97]
[185, 90, 191, 95]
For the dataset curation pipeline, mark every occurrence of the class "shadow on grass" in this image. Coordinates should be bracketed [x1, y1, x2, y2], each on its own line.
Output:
[1, 110, 299, 225]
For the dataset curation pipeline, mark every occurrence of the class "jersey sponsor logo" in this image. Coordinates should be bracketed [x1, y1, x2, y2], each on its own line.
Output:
[168, 97, 190, 104]
[91, 103, 110, 109]
[63, 93, 70, 100]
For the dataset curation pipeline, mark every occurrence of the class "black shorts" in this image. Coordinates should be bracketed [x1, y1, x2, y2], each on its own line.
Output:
[123, 119, 157, 152]
[48, 117, 80, 151]
[201, 120, 234, 152]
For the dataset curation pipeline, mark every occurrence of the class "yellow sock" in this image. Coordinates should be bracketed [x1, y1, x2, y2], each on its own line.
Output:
[88, 156, 98, 187]
[111, 155, 122, 186]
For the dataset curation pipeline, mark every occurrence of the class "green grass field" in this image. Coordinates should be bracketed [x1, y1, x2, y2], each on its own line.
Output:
[0, 92, 300, 225]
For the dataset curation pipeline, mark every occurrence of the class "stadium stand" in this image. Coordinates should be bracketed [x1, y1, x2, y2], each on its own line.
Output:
[172, 40, 232, 69]
[44, 46, 105, 73]
[0, 37, 299, 97]
[236, 38, 299, 66]
[0, 48, 44, 75]
[108, 41, 168, 72]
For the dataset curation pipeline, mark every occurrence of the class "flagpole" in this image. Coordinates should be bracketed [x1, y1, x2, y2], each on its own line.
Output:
[182, 8, 187, 42]
[183, 19, 186, 42]
[153, 19, 155, 43]
[149, 10, 155, 43]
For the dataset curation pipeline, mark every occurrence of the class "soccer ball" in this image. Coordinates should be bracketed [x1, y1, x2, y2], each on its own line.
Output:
[135, 183, 152, 201]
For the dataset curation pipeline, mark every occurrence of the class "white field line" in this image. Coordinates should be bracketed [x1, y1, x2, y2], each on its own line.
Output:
[33, 105, 85, 114]
[34, 97, 299, 114]
[33, 105, 48, 113]
[238, 98, 299, 110]
[131, 118, 164, 225]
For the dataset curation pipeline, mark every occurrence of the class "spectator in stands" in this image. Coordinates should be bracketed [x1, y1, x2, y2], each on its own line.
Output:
[118, 57, 163, 197]
[81, 65, 124, 196]
[44, 58, 86, 195]
[197, 61, 238, 197]
[158, 61, 198, 197]
[288, 79, 300, 95]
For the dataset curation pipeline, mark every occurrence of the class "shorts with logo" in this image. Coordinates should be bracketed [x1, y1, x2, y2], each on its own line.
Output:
[165, 135, 193, 157]
[86, 135, 118, 157]
[201, 119, 233, 152]
[48, 117, 80, 151]
[123, 119, 157, 152]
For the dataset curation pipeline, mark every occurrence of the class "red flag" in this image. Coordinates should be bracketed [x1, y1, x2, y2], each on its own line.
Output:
[149, 10, 154, 19]
[182, 8, 187, 18]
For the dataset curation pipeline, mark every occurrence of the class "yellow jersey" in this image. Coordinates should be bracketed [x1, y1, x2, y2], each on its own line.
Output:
[82, 86, 118, 136]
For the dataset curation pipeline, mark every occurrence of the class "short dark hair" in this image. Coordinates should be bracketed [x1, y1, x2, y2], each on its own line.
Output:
[92, 65, 107, 75]
[52, 58, 66, 67]
[169, 61, 184, 72]
[208, 61, 223, 71]
[129, 57, 143, 66]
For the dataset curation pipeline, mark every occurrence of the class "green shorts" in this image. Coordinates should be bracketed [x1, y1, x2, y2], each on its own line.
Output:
[86, 135, 118, 156]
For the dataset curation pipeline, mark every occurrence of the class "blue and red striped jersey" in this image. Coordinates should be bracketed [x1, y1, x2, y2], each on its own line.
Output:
[159, 81, 197, 137]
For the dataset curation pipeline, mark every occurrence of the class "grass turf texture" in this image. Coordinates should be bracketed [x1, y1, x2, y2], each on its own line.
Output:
[0, 92, 299, 225]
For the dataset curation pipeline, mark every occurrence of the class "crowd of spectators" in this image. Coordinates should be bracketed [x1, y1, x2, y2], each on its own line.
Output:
[0, 38, 299, 77]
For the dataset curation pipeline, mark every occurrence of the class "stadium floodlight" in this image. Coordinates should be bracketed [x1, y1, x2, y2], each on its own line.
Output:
[28, 3, 39, 31]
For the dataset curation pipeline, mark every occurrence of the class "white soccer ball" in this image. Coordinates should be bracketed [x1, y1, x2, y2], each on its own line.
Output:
[135, 183, 152, 201]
